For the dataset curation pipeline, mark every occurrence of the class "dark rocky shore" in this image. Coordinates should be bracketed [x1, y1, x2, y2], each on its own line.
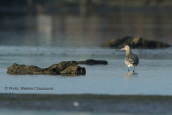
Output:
[1, 94, 172, 114]
[100, 36, 171, 49]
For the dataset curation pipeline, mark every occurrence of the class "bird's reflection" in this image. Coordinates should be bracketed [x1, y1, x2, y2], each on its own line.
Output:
[125, 72, 138, 77]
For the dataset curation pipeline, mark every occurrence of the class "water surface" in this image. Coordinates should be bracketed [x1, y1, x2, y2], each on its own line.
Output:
[1, 13, 172, 47]
[0, 46, 172, 95]
[0, 13, 172, 95]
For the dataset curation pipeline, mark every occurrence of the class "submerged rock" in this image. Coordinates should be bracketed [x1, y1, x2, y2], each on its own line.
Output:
[7, 61, 86, 75]
[77, 59, 108, 65]
[99, 36, 171, 49]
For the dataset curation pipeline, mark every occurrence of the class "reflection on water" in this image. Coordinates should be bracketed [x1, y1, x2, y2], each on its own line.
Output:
[0, 13, 172, 46]
[125, 72, 138, 77]
[37, 14, 52, 46]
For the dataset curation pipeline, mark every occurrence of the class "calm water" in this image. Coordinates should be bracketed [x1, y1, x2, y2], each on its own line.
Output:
[0, 46, 172, 95]
[1, 13, 172, 47]
[0, 109, 120, 115]
[0, 13, 172, 95]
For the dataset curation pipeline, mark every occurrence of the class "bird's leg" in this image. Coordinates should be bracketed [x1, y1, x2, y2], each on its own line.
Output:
[133, 66, 135, 73]
[128, 68, 130, 72]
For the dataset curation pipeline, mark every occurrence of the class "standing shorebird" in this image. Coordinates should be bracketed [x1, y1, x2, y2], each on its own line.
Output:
[120, 45, 139, 73]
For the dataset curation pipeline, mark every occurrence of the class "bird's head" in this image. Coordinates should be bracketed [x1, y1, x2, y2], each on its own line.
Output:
[120, 45, 130, 51]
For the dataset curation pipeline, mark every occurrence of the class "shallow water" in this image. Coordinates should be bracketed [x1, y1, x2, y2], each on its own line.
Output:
[0, 109, 122, 115]
[0, 13, 172, 96]
[1, 14, 172, 47]
[0, 46, 172, 95]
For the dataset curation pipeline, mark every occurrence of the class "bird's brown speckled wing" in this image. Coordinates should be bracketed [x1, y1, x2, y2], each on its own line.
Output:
[125, 54, 139, 66]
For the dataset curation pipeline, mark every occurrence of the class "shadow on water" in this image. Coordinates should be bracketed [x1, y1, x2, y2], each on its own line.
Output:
[125, 72, 138, 77]
[60, 74, 86, 77]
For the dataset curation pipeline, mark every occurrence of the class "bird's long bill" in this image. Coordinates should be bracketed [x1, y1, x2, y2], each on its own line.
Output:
[120, 48, 125, 50]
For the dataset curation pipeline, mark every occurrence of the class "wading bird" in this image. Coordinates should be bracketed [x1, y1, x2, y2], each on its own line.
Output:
[120, 45, 139, 73]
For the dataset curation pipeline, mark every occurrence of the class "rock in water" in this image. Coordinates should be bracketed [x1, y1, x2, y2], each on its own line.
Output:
[99, 36, 171, 49]
[7, 61, 86, 75]
[77, 59, 108, 65]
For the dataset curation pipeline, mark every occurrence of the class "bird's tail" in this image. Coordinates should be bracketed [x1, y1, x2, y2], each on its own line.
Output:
[133, 63, 137, 66]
